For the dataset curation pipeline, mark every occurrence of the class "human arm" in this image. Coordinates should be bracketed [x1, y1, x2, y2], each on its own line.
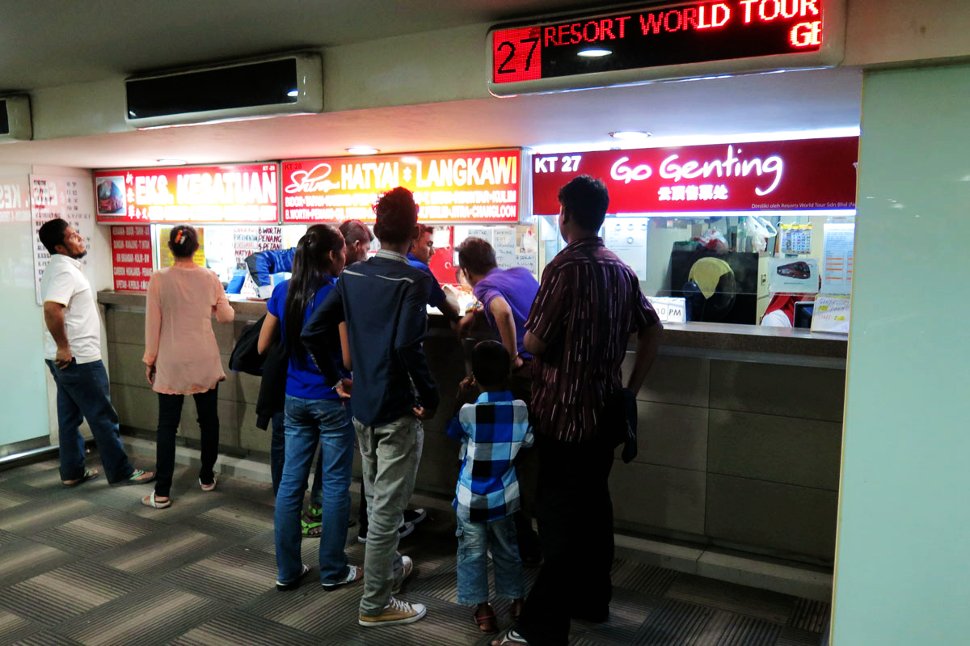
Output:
[211, 272, 234, 323]
[257, 311, 279, 355]
[396, 275, 440, 417]
[339, 322, 351, 370]
[245, 248, 295, 293]
[43, 301, 73, 368]
[625, 287, 663, 393]
[438, 285, 462, 323]
[522, 265, 568, 359]
[142, 274, 161, 383]
[488, 295, 523, 369]
[300, 285, 346, 384]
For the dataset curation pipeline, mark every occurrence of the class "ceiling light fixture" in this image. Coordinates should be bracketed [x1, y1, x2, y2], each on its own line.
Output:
[609, 130, 653, 142]
[286, 89, 300, 98]
[156, 158, 187, 165]
[578, 48, 612, 58]
[346, 146, 380, 155]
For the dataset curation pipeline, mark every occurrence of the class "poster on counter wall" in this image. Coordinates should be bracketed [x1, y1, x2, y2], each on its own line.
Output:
[532, 137, 859, 215]
[821, 222, 855, 295]
[281, 149, 521, 224]
[31, 175, 96, 305]
[93, 163, 279, 224]
[110, 226, 153, 292]
[157, 226, 206, 268]
[233, 226, 283, 266]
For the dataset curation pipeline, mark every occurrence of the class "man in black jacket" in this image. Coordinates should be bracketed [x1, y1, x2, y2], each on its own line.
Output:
[303, 187, 438, 628]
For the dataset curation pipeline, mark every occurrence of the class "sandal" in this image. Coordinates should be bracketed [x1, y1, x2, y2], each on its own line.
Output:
[474, 604, 499, 634]
[492, 629, 529, 645]
[62, 468, 99, 487]
[113, 469, 156, 487]
[141, 492, 172, 509]
[199, 475, 217, 492]
[301, 506, 322, 538]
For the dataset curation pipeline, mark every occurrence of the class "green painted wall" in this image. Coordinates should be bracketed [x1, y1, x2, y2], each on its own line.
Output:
[832, 64, 970, 644]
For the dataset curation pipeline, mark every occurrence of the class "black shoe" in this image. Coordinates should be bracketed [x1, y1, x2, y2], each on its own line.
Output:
[358, 521, 415, 544]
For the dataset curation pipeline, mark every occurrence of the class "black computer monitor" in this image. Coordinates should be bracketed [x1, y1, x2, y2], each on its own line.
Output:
[794, 301, 815, 329]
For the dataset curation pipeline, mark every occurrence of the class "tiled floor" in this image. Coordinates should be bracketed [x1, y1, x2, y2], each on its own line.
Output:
[0, 456, 829, 645]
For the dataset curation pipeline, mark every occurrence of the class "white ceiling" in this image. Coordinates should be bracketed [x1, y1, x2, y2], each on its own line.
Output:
[0, 1, 862, 169]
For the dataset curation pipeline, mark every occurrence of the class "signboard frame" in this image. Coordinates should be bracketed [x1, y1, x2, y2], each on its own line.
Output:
[487, 0, 846, 96]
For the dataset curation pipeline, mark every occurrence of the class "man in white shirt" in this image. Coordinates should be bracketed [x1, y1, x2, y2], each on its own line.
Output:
[39, 218, 154, 487]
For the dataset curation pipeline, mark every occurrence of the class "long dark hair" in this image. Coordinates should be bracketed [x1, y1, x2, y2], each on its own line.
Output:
[284, 224, 345, 363]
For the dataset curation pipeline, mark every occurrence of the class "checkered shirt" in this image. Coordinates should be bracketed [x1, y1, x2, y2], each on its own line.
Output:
[447, 390, 534, 523]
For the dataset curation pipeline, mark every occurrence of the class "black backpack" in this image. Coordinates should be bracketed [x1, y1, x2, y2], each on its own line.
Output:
[229, 315, 266, 376]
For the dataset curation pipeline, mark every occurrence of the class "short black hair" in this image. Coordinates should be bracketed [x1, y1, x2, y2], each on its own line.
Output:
[457, 237, 497, 276]
[372, 187, 418, 244]
[558, 175, 610, 232]
[339, 219, 373, 246]
[471, 340, 511, 389]
[418, 224, 434, 236]
[38, 218, 70, 255]
[169, 225, 200, 258]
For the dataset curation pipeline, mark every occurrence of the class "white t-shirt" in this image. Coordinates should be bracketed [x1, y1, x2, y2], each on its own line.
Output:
[41, 254, 102, 363]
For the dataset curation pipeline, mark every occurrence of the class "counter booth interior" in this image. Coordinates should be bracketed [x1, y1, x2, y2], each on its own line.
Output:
[95, 139, 855, 584]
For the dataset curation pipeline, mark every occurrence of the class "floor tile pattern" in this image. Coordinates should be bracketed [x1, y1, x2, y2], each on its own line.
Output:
[0, 455, 829, 645]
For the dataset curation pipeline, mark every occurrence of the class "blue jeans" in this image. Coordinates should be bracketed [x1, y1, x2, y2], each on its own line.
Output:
[274, 396, 354, 585]
[456, 514, 525, 606]
[271, 411, 323, 507]
[45, 360, 134, 483]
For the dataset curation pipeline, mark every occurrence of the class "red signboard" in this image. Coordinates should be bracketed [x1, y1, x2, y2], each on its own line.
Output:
[489, 0, 843, 95]
[94, 164, 279, 224]
[111, 225, 153, 292]
[281, 149, 521, 224]
[531, 137, 858, 215]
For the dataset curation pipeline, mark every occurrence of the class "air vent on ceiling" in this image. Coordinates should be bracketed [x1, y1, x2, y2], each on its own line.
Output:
[0, 96, 32, 141]
[125, 53, 323, 128]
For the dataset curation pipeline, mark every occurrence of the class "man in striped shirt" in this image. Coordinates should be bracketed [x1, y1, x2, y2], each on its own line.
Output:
[497, 176, 662, 646]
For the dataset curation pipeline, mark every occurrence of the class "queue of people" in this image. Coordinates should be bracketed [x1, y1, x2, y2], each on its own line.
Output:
[37, 174, 662, 644]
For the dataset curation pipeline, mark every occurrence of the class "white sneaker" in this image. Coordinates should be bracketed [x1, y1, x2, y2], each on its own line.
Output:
[391, 555, 414, 594]
[358, 596, 427, 627]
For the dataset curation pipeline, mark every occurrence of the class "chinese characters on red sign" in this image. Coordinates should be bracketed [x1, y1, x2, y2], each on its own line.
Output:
[111, 225, 153, 292]
[282, 150, 521, 224]
[94, 164, 279, 224]
[531, 137, 858, 215]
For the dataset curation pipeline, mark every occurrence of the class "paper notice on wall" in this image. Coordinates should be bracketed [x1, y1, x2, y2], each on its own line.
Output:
[769, 257, 819, 294]
[233, 225, 283, 266]
[822, 222, 854, 295]
[111, 226, 153, 292]
[603, 218, 648, 280]
[31, 175, 95, 305]
[810, 294, 851, 334]
[514, 224, 539, 275]
[493, 226, 517, 268]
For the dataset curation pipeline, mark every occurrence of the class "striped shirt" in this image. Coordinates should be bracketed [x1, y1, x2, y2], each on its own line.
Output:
[525, 237, 661, 443]
[447, 390, 534, 522]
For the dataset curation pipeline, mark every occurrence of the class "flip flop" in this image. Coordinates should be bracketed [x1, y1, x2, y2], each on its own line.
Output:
[112, 469, 156, 487]
[141, 491, 172, 509]
[492, 629, 529, 645]
[62, 468, 99, 487]
[199, 475, 217, 492]
[301, 506, 322, 538]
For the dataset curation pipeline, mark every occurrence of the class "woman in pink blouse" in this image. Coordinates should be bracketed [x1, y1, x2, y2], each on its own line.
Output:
[142, 225, 235, 509]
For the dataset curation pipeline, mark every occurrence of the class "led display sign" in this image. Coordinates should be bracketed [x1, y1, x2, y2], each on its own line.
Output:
[282, 149, 521, 224]
[531, 137, 858, 215]
[94, 163, 279, 224]
[488, 0, 845, 95]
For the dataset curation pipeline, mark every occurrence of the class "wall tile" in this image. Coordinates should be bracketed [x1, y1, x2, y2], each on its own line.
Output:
[708, 410, 842, 490]
[706, 474, 837, 561]
[611, 463, 706, 535]
[111, 383, 157, 433]
[105, 309, 145, 346]
[709, 361, 845, 422]
[636, 402, 708, 471]
[107, 342, 148, 388]
[624, 355, 711, 408]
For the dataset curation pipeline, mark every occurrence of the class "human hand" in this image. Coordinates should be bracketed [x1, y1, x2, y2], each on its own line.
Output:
[412, 406, 436, 420]
[456, 312, 476, 338]
[55, 347, 73, 369]
[145, 363, 156, 386]
[336, 377, 353, 399]
[457, 375, 478, 400]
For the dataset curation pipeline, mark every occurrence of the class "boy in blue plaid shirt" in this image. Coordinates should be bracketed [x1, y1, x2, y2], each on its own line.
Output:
[447, 340, 534, 634]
